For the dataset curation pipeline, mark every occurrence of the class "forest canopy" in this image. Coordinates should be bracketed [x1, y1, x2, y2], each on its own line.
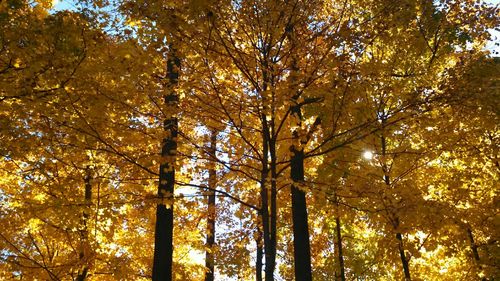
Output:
[0, 0, 499, 280]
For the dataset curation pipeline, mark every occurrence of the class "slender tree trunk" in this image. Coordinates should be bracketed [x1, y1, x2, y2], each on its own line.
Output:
[269, 67, 278, 281]
[205, 130, 217, 281]
[381, 132, 411, 281]
[153, 48, 180, 281]
[467, 228, 487, 280]
[260, 38, 277, 280]
[256, 230, 263, 281]
[335, 216, 345, 281]
[269, 144, 277, 281]
[396, 233, 411, 281]
[77, 166, 92, 281]
[260, 114, 273, 281]
[467, 228, 480, 262]
[265, 124, 277, 281]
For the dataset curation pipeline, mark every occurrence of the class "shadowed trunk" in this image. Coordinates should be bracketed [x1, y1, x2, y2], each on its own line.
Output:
[262, 112, 277, 281]
[153, 48, 180, 281]
[77, 166, 92, 281]
[290, 148, 312, 281]
[256, 230, 263, 281]
[260, 35, 277, 279]
[287, 23, 312, 280]
[467, 227, 487, 281]
[268, 135, 277, 281]
[335, 215, 345, 281]
[396, 233, 411, 281]
[381, 132, 411, 281]
[205, 130, 217, 281]
[260, 113, 273, 281]
[467, 228, 480, 262]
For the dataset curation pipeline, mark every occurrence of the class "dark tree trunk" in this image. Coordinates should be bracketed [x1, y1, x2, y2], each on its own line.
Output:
[335, 216, 345, 281]
[467, 228, 487, 280]
[287, 22, 313, 280]
[396, 233, 411, 281]
[77, 167, 92, 281]
[268, 139, 277, 281]
[256, 230, 263, 281]
[205, 131, 217, 281]
[260, 114, 275, 281]
[290, 147, 312, 281]
[259, 36, 278, 280]
[467, 228, 480, 262]
[261, 114, 277, 281]
[381, 132, 411, 281]
[153, 49, 180, 281]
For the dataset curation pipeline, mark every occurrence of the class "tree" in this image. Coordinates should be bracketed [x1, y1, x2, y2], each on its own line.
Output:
[204, 129, 218, 281]
[1, 0, 498, 280]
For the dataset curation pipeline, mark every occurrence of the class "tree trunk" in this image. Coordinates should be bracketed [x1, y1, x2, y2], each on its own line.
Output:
[259, 35, 277, 280]
[467, 228, 480, 262]
[335, 216, 345, 281]
[263, 117, 277, 281]
[381, 133, 411, 281]
[287, 23, 312, 281]
[268, 141, 277, 281]
[260, 113, 275, 281]
[205, 130, 217, 281]
[256, 230, 263, 281]
[77, 166, 92, 281]
[153, 49, 180, 281]
[396, 233, 411, 281]
[290, 147, 312, 281]
[467, 227, 487, 280]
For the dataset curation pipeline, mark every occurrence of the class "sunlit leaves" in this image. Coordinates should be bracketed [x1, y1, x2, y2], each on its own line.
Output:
[1, 0, 498, 280]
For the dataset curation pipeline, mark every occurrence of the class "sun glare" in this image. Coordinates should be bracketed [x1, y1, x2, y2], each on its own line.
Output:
[363, 151, 373, 160]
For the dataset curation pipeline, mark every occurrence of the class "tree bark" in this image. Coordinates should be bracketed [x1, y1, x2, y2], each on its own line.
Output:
[290, 147, 312, 281]
[205, 130, 217, 281]
[77, 166, 92, 281]
[287, 22, 313, 281]
[467, 227, 487, 280]
[268, 139, 277, 281]
[153, 48, 180, 281]
[259, 35, 277, 280]
[381, 132, 411, 281]
[260, 113, 273, 281]
[335, 216, 345, 281]
[262, 113, 278, 281]
[396, 233, 411, 281]
[256, 230, 263, 281]
[467, 228, 480, 262]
